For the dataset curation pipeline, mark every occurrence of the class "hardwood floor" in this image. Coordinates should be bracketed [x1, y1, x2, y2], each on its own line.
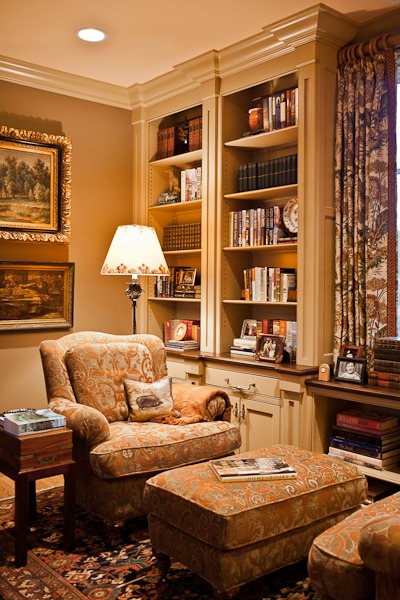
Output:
[0, 473, 63, 500]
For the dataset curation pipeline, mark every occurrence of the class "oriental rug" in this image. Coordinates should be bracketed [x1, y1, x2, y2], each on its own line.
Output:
[0, 487, 318, 599]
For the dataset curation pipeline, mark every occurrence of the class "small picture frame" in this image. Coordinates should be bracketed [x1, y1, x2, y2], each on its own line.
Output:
[339, 345, 364, 359]
[174, 322, 187, 341]
[335, 357, 366, 384]
[178, 268, 196, 287]
[240, 319, 258, 338]
[256, 334, 285, 363]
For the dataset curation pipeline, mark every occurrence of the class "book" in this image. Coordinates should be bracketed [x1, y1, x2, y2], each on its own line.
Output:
[209, 456, 297, 482]
[331, 424, 400, 447]
[230, 347, 256, 357]
[3, 408, 66, 436]
[328, 452, 395, 472]
[329, 438, 400, 459]
[336, 409, 398, 432]
[328, 447, 400, 469]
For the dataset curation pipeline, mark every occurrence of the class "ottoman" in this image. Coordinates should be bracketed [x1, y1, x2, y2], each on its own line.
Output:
[144, 444, 367, 599]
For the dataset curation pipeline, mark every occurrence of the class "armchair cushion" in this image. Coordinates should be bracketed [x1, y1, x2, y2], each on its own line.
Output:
[124, 376, 180, 422]
[64, 342, 153, 422]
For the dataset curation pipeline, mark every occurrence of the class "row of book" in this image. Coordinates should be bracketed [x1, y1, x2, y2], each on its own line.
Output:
[369, 337, 400, 389]
[328, 408, 400, 471]
[237, 154, 297, 192]
[181, 167, 202, 203]
[245, 87, 299, 135]
[230, 320, 297, 360]
[162, 319, 200, 350]
[154, 265, 200, 299]
[0, 408, 66, 437]
[163, 222, 201, 251]
[243, 267, 296, 303]
[228, 206, 296, 248]
[157, 117, 202, 159]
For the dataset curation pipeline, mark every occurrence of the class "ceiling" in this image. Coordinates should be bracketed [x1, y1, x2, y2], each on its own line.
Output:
[0, 0, 399, 89]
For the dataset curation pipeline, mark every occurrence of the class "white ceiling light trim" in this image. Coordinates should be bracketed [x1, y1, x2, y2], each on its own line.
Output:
[76, 28, 107, 43]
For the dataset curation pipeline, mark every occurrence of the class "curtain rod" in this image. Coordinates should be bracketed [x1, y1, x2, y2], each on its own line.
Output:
[338, 33, 400, 65]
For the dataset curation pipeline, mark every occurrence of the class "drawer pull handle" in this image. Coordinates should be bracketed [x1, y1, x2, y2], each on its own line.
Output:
[225, 378, 255, 394]
[37, 454, 56, 465]
[233, 403, 239, 418]
[240, 406, 246, 420]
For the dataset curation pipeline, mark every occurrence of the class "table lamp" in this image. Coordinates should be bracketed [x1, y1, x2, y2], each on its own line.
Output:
[100, 224, 168, 333]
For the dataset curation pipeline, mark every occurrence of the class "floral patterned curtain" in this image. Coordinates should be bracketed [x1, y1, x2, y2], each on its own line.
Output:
[334, 43, 398, 366]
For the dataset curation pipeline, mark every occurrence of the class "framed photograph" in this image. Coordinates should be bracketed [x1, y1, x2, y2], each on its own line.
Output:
[256, 334, 285, 363]
[178, 268, 196, 287]
[335, 357, 366, 384]
[0, 126, 72, 243]
[0, 261, 74, 331]
[240, 319, 258, 338]
[339, 344, 364, 359]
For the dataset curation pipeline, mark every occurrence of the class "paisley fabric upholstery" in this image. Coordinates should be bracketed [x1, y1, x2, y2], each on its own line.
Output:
[90, 420, 240, 479]
[308, 490, 400, 600]
[144, 445, 367, 594]
[39, 331, 241, 526]
[65, 342, 154, 422]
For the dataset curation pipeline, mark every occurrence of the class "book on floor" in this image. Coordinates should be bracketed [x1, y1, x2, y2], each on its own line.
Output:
[2, 408, 66, 436]
[209, 456, 297, 482]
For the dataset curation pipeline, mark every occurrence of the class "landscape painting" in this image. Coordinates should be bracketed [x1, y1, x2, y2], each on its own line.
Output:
[0, 126, 72, 243]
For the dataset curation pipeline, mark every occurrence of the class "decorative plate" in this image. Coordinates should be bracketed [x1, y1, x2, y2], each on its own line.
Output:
[283, 198, 298, 234]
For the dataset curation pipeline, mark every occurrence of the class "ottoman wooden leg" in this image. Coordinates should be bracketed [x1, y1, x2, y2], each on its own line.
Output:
[212, 585, 241, 599]
[153, 547, 171, 580]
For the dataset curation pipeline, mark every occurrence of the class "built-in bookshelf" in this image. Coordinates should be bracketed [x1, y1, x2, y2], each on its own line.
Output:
[219, 73, 299, 357]
[147, 106, 203, 341]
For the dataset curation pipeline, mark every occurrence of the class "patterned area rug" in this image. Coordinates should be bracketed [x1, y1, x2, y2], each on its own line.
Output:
[0, 487, 318, 599]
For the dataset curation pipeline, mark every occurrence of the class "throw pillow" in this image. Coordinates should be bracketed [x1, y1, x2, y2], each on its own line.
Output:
[124, 376, 181, 422]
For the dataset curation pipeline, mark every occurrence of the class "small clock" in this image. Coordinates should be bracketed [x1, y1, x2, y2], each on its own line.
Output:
[283, 198, 298, 234]
[174, 322, 187, 341]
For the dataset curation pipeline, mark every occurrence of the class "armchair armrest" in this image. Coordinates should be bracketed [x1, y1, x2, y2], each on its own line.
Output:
[359, 513, 400, 575]
[49, 398, 111, 445]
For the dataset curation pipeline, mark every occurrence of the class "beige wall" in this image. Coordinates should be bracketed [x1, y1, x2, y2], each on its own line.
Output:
[0, 81, 133, 410]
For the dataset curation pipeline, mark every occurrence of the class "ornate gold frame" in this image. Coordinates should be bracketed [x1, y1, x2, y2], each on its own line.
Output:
[0, 126, 72, 243]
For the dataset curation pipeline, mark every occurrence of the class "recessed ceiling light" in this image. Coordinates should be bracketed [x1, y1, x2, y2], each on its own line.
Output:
[76, 28, 107, 43]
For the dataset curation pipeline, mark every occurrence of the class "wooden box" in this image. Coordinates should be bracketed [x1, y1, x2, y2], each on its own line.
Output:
[0, 427, 73, 471]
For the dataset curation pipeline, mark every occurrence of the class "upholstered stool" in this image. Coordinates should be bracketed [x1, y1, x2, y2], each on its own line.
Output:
[144, 444, 367, 599]
[308, 490, 400, 600]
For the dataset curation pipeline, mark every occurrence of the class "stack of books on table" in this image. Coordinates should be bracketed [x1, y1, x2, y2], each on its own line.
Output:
[230, 337, 257, 357]
[165, 339, 199, 351]
[328, 408, 400, 471]
[209, 456, 297, 482]
[369, 336, 400, 389]
[1, 408, 66, 436]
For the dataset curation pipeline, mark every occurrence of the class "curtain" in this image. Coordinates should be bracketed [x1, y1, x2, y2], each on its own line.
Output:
[334, 42, 398, 366]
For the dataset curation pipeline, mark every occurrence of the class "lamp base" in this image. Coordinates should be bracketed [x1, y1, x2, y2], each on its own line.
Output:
[126, 280, 143, 334]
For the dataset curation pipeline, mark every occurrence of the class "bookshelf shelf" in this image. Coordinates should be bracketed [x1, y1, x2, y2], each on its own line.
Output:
[224, 185, 297, 202]
[164, 249, 201, 256]
[225, 127, 298, 150]
[223, 299, 297, 306]
[149, 200, 202, 213]
[149, 149, 202, 168]
[223, 244, 297, 253]
[149, 297, 201, 303]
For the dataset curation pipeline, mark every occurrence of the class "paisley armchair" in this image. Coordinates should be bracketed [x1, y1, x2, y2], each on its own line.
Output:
[39, 331, 240, 538]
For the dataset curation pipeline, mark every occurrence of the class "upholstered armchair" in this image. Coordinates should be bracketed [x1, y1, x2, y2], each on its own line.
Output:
[308, 490, 400, 600]
[39, 331, 241, 538]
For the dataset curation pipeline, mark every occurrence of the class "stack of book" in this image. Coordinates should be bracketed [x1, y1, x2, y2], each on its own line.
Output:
[328, 408, 400, 471]
[369, 337, 400, 389]
[162, 319, 200, 346]
[1, 408, 66, 436]
[166, 339, 199, 351]
[210, 456, 297, 482]
[230, 336, 257, 357]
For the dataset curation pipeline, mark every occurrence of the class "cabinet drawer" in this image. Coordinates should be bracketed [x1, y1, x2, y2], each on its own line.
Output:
[204, 366, 280, 398]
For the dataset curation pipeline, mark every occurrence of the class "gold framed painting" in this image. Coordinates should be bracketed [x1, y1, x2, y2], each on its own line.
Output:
[0, 261, 74, 331]
[0, 126, 72, 243]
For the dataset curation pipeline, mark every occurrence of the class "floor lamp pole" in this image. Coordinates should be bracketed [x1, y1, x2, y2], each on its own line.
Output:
[126, 278, 143, 334]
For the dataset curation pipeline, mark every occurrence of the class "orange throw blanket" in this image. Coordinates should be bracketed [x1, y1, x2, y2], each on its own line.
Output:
[150, 383, 232, 425]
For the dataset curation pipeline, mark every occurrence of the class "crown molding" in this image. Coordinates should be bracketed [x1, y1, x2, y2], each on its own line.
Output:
[0, 4, 360, 111]
[0, 56, 131, 109]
